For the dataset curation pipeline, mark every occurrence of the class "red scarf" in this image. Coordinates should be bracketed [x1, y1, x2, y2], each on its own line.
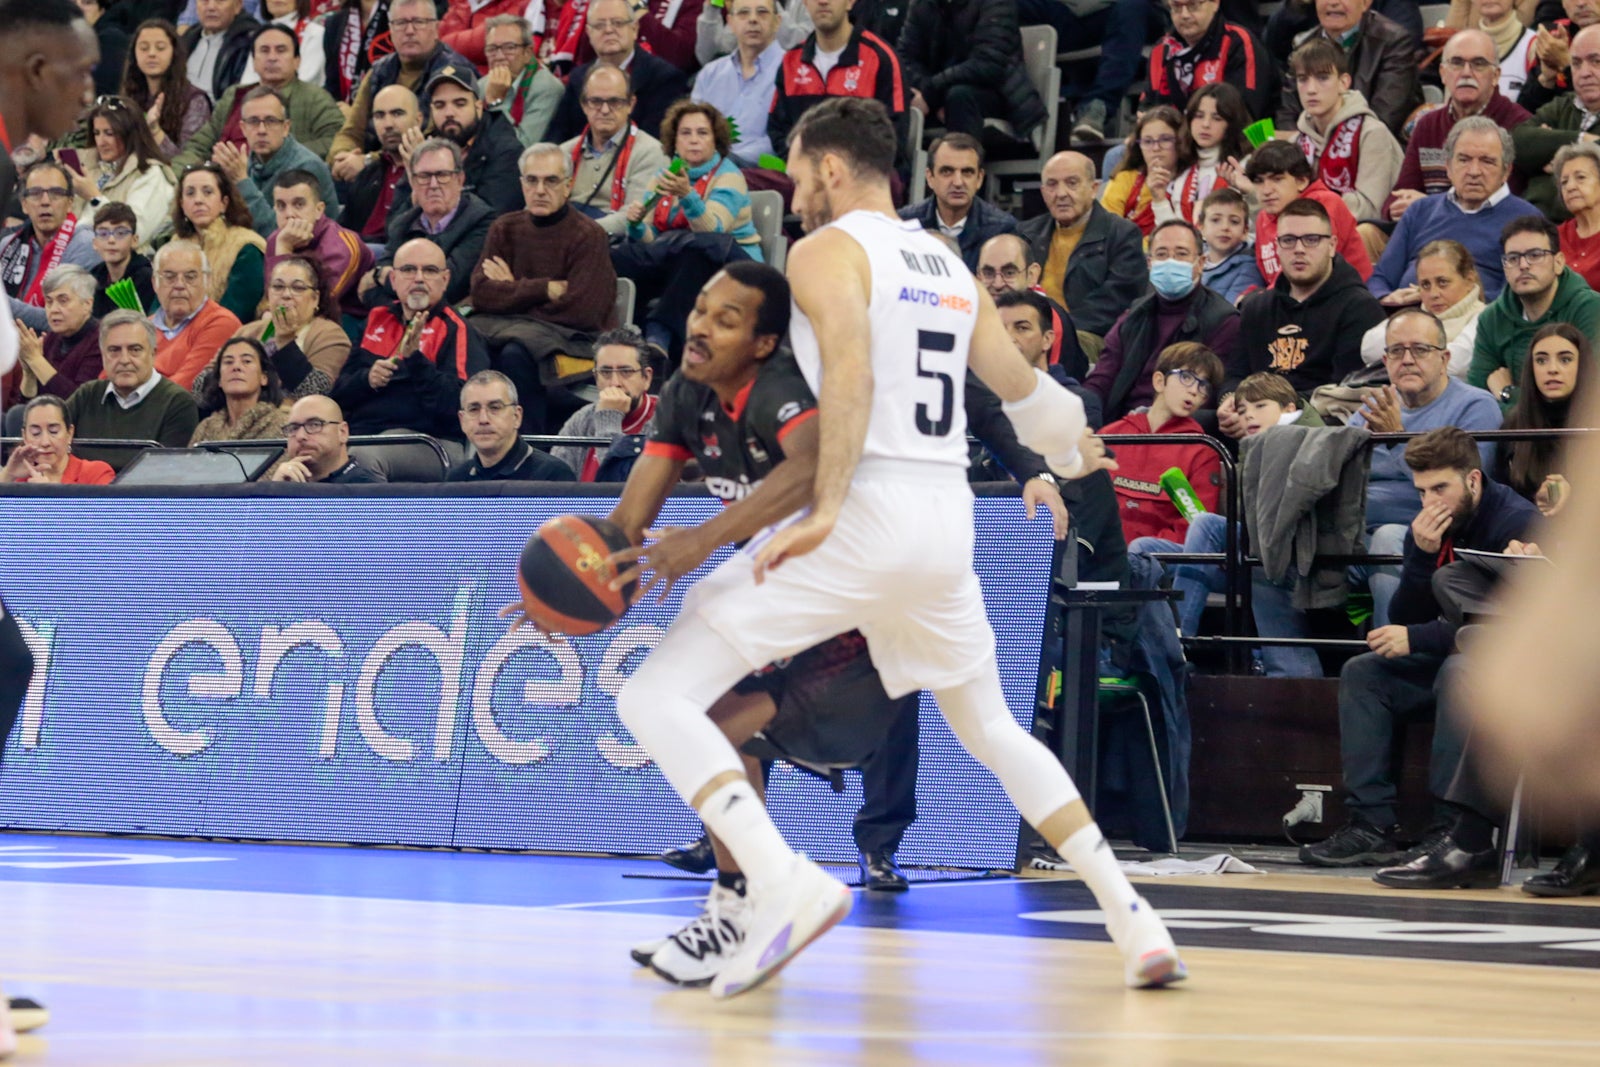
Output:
[550, 0, 592, 66]
[572, 126, 637, 210]
[1298, 114, 1363, 198]
[5, 215, 78, 307]
[509, 62, 541, 125]
[653, 165, 715, 232]
[1176, 165, 1226, 223]
[1120, 172, 1156, 235]
[580, 394, 658, 482]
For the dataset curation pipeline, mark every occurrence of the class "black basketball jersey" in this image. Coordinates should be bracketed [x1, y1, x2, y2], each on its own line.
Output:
[643, 354, 818, 504]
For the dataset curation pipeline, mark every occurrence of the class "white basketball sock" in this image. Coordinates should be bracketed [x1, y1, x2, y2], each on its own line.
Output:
[1058, 823, 1142, 925]
[698, 779, 796, 888]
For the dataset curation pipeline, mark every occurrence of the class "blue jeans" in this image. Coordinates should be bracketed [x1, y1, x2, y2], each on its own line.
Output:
[1348, 524, 1407, 629]
[1017, 0, 1155, 109]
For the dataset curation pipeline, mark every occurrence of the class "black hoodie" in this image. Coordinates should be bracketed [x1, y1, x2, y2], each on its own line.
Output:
[1229, 255, 1386, 397]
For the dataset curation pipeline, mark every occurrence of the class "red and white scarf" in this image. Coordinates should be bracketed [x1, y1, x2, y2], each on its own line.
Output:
[580, 394, 658, 482]
[0, 214, 77, 307]
[572, 126, 638, 210]
[1297, 114, 1363, 197]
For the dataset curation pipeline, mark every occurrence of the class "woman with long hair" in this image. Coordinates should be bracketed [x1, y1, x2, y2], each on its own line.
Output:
[1100, 106, 1189, 237]
[1156, 84, 1251, 226]
[1498, 322, 1591, 516]
[190, 337, 290, 444]
[66, 96, 177, 252]
[122, 19, 212, 159]
[172, 162, 266, 323]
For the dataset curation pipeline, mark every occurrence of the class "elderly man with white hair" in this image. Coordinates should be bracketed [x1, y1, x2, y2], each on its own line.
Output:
[469, 142, 618, 435]
[3, 266, 103, 434]
[62, 308, 201, 467]
[148, 239, 242, 390]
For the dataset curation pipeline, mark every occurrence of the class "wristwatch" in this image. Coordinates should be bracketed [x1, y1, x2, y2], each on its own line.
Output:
[1499, 386, 1514, 403]
[1030, 471, 1059, 490]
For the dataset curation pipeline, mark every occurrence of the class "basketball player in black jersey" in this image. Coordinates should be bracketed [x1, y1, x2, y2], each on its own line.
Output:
[0, 1, 99, 1050]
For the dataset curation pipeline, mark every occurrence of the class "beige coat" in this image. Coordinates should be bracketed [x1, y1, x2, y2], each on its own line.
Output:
[1295, 90, 1404, 221]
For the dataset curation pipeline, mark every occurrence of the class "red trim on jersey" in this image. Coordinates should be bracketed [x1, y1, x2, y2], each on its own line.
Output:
[721, 377, 756, 422]
[643, 440, 692, 461]
[775, 406, 817, 444]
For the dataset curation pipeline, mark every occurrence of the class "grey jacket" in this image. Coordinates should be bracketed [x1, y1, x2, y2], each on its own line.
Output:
[553, 401, 658, 477]
[1241, 424, 1372, 610]
[239, 135, 342, 237]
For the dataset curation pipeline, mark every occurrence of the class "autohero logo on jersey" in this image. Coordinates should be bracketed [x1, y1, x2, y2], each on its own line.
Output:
[7, 581, 668, 774]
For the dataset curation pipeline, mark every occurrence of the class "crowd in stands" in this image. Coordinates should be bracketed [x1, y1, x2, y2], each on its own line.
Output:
[4, 0, 1596, 892]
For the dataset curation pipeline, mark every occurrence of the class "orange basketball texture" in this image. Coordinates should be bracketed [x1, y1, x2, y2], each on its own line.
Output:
[517, 515, 638, 635]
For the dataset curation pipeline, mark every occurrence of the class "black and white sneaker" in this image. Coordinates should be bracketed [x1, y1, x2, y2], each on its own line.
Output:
[649, 884, 750, 987]
[1299, 817, 1404, 867]
[6, 997, 46, 1034]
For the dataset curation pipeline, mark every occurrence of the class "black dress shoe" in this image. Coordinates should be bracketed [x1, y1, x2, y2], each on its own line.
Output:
[1524, 843, 1600, 897]
[1372, 832, 1499, 890]
[660, 834, 716, 874]
[859, 849, 909, 892]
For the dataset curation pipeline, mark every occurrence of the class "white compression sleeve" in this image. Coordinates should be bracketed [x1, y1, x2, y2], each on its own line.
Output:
[1001, 368, 1089, 478]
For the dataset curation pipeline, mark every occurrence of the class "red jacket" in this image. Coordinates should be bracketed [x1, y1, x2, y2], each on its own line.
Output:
[1101, 410, 1222, 545]
[768, 26, 906, 158]
[1254, 179, 1373, 287]
[440, 0, 530, 71]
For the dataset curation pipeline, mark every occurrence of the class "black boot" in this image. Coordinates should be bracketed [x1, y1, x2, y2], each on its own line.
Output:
[858, 849, 909, 892]
[660, 834, 716, 874]
[1524, 836, 1600, 897]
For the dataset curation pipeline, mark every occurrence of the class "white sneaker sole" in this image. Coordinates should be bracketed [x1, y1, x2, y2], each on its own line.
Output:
[1128, 947, 1188, 989]
[710, 877, 852, 1000]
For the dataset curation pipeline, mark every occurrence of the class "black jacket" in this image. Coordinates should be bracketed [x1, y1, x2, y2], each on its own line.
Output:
[447, 440, 576, 481]
[374, 192, 498, 306]
[547, 48, 690, 144]
[1274, 10, 1421, 137]
[896, 0, 1046, 139]
[1391, 478, 1539, 657]
[91, 255, 156, 320]
[897, 194, 1017, 272]
[1017, 202, 1148, 338]
[1142, 14, 1277, 120]
[390, 112, 527, 219]
[1094, 286, 1239, 421]
[339, 153, 401, 237]
[181, 12, 261, 102]
[322, 0, 393, 103]
[93, 19, 131, 97]
[334, 299, 490, 439]
[1230, 255, 1387, 396]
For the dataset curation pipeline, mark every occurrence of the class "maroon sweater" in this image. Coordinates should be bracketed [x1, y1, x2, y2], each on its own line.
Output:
[5, 317, 100, 408]
[1384, 92, 1532, 216]
[468, 204, 617, 331]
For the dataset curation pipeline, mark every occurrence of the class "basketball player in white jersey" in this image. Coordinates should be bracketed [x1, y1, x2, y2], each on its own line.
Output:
[614, 96, 1185, 999]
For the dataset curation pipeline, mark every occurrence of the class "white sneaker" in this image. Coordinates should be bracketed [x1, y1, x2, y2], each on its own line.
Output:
[649, 884, 750, 987]
[1107, 895, 1188, 988]
[629, 936, 666, 967]
[4, 999, 45, 1034]
[709, 856, 852, 1000]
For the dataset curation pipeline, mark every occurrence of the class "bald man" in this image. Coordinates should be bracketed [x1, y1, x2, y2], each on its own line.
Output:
[340, 84, 424, 243]
[1514, 23, 1600, 218]
[976, 233, 1088, 379]
[1384, 27, 1532, 223]
[1015, 151, 1148, 338]
[271, 395, 385, 483]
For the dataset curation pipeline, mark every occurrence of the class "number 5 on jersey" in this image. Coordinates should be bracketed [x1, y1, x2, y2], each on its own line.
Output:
[915, 330, 957, 437]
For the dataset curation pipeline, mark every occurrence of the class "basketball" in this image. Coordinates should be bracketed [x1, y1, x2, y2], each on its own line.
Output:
[517, 514, 637, 635]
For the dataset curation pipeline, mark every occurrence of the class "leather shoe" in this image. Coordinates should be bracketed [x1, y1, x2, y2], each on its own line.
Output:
[1372, 832, 1499, 890]
[1524, 843, 1600, 897]
[660, 834, 716, 874]
[859, 849, 909, 892]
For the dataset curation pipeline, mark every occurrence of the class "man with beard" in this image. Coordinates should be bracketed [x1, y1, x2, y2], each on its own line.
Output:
[416, 66, 524, 214]
[1301, 424, 1537, 882]
[0, 2, 96, 1044]
[340, 84, 421, 244]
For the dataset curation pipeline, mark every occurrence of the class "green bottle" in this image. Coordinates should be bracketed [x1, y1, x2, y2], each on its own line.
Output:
[638, 156, 687, 215]
[1159, 467, 1207, 523]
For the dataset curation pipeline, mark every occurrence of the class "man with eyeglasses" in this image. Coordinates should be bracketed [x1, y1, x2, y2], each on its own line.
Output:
[1372, 116, 1536, 302]
[182, 0, 260, 103]
[148, 239, 243, 388]
[977, 233, 1089, 380]
[1513, 23, 1600, 218]
[1471, 212, 1600, 407]
[470, 142, 618, 436]
[173, 23, 346, 169]
[1017, 151, 1148, 341]
[551, 327, 659, 481]
[1143, 0, 1276, 119]
[690, 0, 786, 166]
[898, 134, 1019, 274]
[477, 15, 563, 149]
[328, 0, 474, 177]
[417, 65, 524, 214]
[214, 84, 342, 237]
[264, 168, 373, 319]
[557, 64, 669, 237]
[1084, 218, 1239, 425]
[0, 160, 103, 336]
[88, 202, 156, 318]
[270, 394, 384, 483]
[547, 0, 689, 142]
[449, 369, 576, 481]
[362, 137, 494, 306]
[1226, 198, 1384, 411]
[1267, 0, 1421, 138]
[334, 237, 488, 475]
[1382, 29, 1531, 225]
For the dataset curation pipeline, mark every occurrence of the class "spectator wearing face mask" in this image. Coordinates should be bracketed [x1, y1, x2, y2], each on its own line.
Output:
[1081, 218, 1239, 425]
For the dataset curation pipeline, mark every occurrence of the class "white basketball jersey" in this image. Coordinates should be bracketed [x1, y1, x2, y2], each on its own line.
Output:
[789, 211, 978, 470]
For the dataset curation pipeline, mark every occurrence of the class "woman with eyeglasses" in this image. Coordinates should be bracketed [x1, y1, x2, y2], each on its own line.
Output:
[67, 96, 177, 254]
[205, 256, 351, 409]
[122, 19, 213, 160]
[1099, 106, 1188, 238]
[189, 337, 290, 444]
[1555, 142, 1600, 292]
[1360, 239, 1485, 379]
[172, 161, 266, 323]
[1155, 85, 1250, 227]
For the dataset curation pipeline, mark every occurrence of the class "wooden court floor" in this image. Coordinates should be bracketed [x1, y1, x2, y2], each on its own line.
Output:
[3, 833, 1599, 1066]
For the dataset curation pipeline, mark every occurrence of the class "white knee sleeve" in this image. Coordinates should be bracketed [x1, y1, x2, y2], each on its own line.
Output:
[933, 660, 1080, 827]
[1000, 368, 1089, 478]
